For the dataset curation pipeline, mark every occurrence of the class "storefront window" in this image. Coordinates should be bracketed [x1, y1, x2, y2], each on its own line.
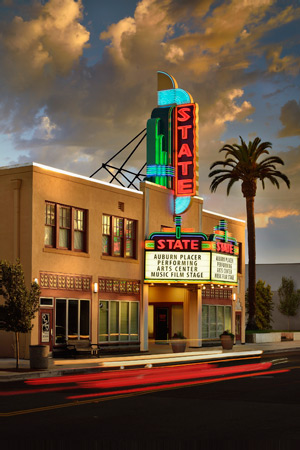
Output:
[202, 305, 232, 340]
[209, 306, 217, 338]
[225, 306, 231, 332]
[217, 306, 224, 336]
[130, 302, 139, 341]
[120, 302, 129, 341]
[55, 299, 90, 343]
[110, 301, 119, 341]
[68, 300, 78, 339]
[202, 305, 209, 339]
[99, 300, 139, 342]
[99, 301, 109, 341]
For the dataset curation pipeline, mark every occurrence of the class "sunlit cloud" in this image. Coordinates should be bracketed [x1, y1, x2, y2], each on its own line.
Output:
[0, 0, 299, 265]
[278, 99, 300, 137]
[255, 209, 300, 228]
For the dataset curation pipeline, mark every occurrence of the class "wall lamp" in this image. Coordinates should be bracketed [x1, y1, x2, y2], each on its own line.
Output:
[93, 282, 98, 293]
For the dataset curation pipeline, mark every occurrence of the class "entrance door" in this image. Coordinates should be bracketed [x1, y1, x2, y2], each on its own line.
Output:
[235, 312, 242, 342]
[39, 309, 53, 350]
[155, 307, 169, 341]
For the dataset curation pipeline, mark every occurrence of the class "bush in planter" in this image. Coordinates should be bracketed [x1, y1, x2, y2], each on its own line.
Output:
[220, 330, 234, 349]
[172, 332, 186, 339]
[171, 332, 186, 353]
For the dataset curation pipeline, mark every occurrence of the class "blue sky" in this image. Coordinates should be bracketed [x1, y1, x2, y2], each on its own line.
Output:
[0, 0, 299, 263]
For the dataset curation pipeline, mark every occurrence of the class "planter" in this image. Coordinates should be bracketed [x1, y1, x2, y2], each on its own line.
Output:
[29, 345, 49, 369]
[246, 332, 281, 344]
[171, 341, 186, 353]
[220, 335, 233, 350]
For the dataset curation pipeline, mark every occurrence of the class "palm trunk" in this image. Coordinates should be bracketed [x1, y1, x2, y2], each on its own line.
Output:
[246, 195, 256, 329]
[15, 331, 19, 370]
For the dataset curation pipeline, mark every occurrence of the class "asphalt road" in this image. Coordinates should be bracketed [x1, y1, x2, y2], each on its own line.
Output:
[1, 351, 300, 448]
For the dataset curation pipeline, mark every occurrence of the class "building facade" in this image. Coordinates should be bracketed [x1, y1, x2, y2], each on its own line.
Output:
[0, 162, 245, 358]
[246, 264, 300, 330]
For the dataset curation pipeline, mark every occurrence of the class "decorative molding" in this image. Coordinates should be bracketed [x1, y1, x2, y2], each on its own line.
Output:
[98, 278, 140, 295]
[40, 272, 91, 291]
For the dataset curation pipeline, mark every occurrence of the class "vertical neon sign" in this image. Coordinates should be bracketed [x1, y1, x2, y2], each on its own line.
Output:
[174, 104, 196, 197]
[146, 71, 199, 214]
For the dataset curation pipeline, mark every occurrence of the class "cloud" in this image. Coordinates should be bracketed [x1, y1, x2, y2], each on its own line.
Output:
[250, 215, 300, 263]
[1, 0, 89, 84]
[266, 47, 300, 76]
[278, 99, 300, 137]
[0, 0, 300, 184]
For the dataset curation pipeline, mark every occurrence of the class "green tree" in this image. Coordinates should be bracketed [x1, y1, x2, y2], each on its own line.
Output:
[209, 137, 290, 329]
[278, 277, 300, 331]
[0, 260, 40, 369]
[246, 279, 274, 330]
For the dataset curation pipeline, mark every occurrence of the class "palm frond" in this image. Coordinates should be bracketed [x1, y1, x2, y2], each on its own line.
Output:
[209, 136, 290, 194]
[226, 178, 239, 195]
[209, 174, 234, 193]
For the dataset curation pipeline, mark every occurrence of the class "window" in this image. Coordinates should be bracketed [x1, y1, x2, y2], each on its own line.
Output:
[44, 203, 87, 252]
[102, 215, 137, 258]
[45, 203, 55, 246]
[59, 206, 71, 249]
[74, 209, 85, 250]
[99, 300, 139, 342]
[40, 298, 53, 307]
[113, 217, 124, 256]
[202, 305, 232, 339]
[55, 299, 90, 344]
[125, 220, 135, 257]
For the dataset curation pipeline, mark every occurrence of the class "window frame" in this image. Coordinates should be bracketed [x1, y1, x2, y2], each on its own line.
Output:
[98, 299, 139, 343]
[44, 203, 56, 247]
[102, 214, 137, 259]
[44, 202, 87, 253]
[55, 298, 90, 344]
[202, 304, 232, 339]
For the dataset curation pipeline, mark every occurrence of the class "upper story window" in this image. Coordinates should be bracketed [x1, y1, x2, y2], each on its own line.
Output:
[44, 202, 87, 252]
[102, 215, 137, 259]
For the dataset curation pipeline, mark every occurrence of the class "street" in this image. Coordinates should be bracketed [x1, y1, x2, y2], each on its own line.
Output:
[0, 351, 300, 447]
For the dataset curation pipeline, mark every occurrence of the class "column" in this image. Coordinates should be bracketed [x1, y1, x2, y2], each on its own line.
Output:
[140, 283, 149, 351]
[11, 179, 22, 261]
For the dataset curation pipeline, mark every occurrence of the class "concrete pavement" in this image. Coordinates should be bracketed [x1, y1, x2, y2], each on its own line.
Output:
[1, 340, 300, 382]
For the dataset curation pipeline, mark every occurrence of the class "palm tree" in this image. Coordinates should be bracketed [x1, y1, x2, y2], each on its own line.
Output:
[209, 137, 290, 329]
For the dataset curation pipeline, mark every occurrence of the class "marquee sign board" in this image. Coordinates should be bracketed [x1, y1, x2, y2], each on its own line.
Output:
[211, 253, 238, 283]
[145, 251, 211, 281]
[144, 220, 239, 285]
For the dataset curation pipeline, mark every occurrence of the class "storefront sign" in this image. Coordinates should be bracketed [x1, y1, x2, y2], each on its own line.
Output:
[211, 253, 238, 283]
[144, 219, 239, 285]
[145, 251, 211, 281]
[41, 313, 50, 343]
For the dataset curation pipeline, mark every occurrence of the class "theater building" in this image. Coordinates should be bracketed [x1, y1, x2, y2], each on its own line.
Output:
[0, 73, 246, 358]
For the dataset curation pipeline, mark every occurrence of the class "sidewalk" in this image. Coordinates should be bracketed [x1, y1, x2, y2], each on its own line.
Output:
[1, 340, 300, 382]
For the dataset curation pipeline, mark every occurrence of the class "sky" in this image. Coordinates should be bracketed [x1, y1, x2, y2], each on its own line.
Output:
[0, 0, 299, 264]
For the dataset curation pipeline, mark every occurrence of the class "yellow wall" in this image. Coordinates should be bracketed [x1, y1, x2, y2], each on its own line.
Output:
[0, 164, 246, 358]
